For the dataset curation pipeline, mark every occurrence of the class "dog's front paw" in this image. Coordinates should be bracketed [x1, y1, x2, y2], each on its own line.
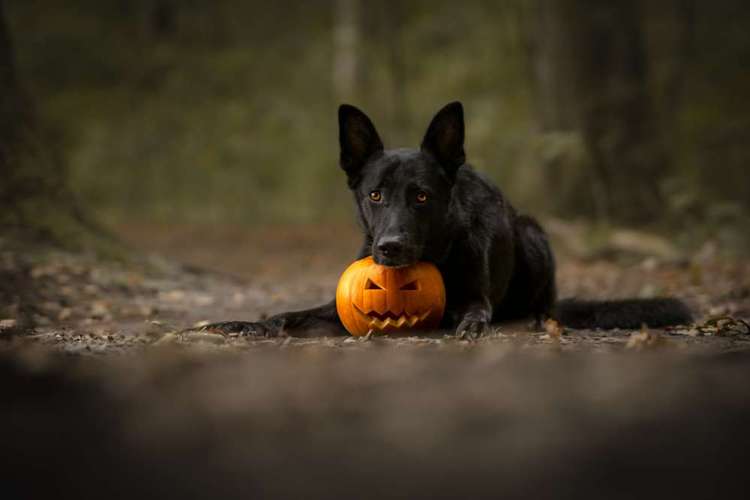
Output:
[203, 318, 286, 338]
[456, 318, 488, 340]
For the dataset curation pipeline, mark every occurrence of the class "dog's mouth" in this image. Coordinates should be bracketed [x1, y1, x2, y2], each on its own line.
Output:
[372, 254, 419, 268]
[353, 304, 432, 331]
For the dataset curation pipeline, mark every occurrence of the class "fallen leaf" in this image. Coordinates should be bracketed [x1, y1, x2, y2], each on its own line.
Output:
[184, 331, 226, 345]
[0, 319, 18, 332]
[544, 319, 564, 340]
[153, 332, 179, 346]
[626, 326, 670, 351]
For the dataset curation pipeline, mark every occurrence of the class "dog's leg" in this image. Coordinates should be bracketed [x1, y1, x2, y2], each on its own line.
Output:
[510, 215, 556, 331]
[206, 238, 373, 338]
[455, 299, 493, 339]
[445, 244, 499, 339]
[206, 300, 346, 338]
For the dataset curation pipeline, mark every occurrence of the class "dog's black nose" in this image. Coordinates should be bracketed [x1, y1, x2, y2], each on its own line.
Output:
[376, 237, 405, 257]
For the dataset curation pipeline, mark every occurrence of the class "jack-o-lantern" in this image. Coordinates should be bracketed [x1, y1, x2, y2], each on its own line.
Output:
[336, 256, 445, 336]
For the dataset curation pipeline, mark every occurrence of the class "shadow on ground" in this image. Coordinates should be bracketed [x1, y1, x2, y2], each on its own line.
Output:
[3, 346, 750, 499]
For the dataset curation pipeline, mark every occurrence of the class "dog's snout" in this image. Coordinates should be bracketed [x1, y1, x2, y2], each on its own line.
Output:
[376, 236, 405, 257]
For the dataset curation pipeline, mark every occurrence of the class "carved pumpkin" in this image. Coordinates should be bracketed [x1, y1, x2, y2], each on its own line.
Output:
[336, 256, 445, 336]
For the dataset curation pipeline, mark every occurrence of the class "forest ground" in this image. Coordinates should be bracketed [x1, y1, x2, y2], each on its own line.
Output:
[3, 222, 749, 354]
[2, 223, 750, 498]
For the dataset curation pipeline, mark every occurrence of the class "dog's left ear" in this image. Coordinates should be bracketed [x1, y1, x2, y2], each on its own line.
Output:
[421, 101, 465, 179]
[339, 104, 384, 185]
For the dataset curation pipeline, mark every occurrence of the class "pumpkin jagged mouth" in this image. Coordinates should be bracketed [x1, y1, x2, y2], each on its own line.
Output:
[353, 304, 432, 330]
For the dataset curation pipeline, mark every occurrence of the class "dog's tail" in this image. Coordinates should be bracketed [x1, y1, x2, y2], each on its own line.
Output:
[554, 298, 692, 329]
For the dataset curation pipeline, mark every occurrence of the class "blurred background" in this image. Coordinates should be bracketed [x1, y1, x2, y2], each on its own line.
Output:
[3, 6, 750, 495]
[2, 0, 749, 260]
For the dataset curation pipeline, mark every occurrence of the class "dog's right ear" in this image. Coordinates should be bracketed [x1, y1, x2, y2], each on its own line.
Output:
[339, 104, 384, 184]
[421, 101, 465, 180]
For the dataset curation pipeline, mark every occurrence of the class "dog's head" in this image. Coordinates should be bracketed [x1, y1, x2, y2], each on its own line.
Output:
[339, 102, 465, 267]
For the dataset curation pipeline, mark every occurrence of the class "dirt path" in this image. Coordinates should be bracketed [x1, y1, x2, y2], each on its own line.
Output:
[2, 224, 748, 355]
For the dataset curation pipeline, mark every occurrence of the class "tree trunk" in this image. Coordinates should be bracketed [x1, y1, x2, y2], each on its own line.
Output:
[381, 0, 408, 141]
[0, 0, 95, 240]
[529, 0, 669, 225]
[0, 0, 24, 193]
[1, 0, 50, 211]
[332, 0, 360, 103]
[527, 1, 579, 132]
[151, 0, 177, 38]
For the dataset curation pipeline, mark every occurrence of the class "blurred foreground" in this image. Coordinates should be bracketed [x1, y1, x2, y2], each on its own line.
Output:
[4, 340, 750, 499]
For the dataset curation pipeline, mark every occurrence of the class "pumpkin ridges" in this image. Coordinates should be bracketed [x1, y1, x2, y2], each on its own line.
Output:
[386, 268, 405, 314]
[336, 256, 446, 336]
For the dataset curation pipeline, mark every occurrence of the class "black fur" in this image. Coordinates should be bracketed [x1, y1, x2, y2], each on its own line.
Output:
[555, 298, 693, 330]
[207, 102, 691, 338]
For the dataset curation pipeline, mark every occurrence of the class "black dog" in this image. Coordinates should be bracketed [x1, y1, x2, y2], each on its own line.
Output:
[209, 102, 691, 338]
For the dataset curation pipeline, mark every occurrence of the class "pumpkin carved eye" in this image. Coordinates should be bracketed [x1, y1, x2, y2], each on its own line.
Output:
[400, 280, 419, 290]
[365, 278, 383, 290]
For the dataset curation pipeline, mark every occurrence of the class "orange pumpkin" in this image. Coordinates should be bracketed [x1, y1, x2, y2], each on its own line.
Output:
[336, 256, 446, 336]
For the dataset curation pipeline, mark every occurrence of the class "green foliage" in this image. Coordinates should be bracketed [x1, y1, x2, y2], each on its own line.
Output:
[5, 0, 749, 249]
[6, 1, 536, 225]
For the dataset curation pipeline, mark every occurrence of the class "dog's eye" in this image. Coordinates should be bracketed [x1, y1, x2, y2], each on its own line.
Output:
[369, 191, 382, 202]
[416, 192, 428, 203]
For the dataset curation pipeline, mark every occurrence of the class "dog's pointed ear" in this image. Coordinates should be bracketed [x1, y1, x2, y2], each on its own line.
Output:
[339, 104, 384, 182]
[421, 101, 465, 179]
